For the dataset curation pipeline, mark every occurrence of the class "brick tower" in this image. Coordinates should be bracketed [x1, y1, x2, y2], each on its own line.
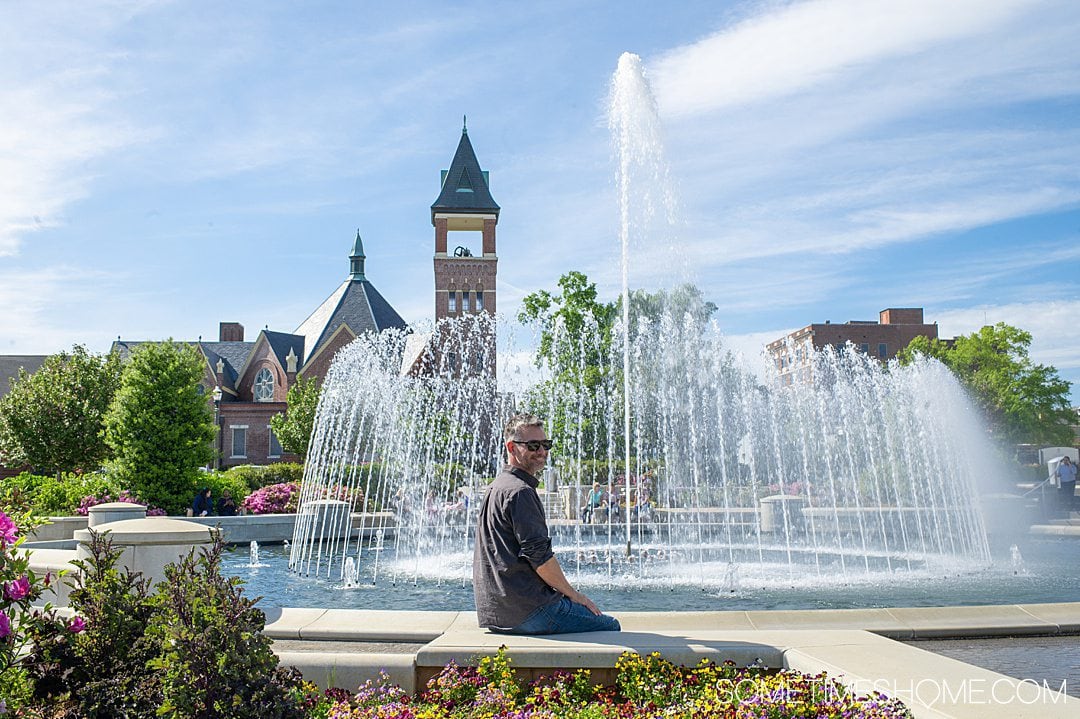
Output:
[431, 118, 499, 376]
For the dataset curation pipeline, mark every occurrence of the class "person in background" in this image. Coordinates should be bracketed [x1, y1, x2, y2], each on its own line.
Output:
[191, 487, 213, 517]
[1055, 456, 1077, 518]
[216, 489, 238, 517]
[580, 482, 604, 523]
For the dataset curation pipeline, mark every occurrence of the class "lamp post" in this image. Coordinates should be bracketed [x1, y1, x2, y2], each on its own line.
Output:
[212, 386, 223, 470]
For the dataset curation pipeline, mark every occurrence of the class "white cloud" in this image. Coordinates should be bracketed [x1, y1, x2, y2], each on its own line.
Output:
[651, 0, 1032, 118]
[0, 266, 122, 353]
[0, 5, 148, 257]
[934, 301, 1080, 371]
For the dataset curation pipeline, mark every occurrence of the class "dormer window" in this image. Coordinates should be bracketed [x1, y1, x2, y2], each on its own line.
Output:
[254, 367, 274, 402]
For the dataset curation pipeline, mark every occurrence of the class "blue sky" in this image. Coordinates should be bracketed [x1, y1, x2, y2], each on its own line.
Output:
[2, 0, 1079, 403]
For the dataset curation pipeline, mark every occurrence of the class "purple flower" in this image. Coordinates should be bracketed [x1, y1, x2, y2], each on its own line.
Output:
[0, 511, 18, 545]
[67, 616, 86, 633]
[4, 576, 30, 601]
[0, 611, 10, 639]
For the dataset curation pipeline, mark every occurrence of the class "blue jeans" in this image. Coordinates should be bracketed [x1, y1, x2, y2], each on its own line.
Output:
[496, 597, 621, 635]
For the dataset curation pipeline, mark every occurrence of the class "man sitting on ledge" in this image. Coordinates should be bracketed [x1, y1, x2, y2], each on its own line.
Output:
[473, 413, 621, 635]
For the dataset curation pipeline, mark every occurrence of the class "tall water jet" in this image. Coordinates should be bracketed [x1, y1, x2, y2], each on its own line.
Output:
[609, 52, 679, 557]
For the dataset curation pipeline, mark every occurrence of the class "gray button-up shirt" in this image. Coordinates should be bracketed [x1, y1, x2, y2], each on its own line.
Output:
[472, 465, 559, 629]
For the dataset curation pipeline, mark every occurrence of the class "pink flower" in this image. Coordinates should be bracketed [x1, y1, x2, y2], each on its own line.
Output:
[0, 612, 9, 639]
[67, 616, 86, 633]
[4, 576, 30, 601]
[0, 511, 17, 545]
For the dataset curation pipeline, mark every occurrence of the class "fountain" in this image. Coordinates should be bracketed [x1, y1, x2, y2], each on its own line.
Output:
[248, 540, 267, 568]
[287, 53, 1001, 600]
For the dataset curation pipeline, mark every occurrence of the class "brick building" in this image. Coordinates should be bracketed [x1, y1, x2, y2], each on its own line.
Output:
[406, 120, 500, 378]
[766, 308, 939, 385]
[113, 234, 406, 468]
[3, 124, 496, 471]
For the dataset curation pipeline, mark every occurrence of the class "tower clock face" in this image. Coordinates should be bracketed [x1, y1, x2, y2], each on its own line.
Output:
[254, 368, 274, 402]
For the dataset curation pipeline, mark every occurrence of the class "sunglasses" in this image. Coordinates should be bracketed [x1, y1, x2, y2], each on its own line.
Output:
[511, 439, 554, 451]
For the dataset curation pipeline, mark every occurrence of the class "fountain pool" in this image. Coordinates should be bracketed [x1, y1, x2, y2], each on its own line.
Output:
[229, 537, 1080, 612]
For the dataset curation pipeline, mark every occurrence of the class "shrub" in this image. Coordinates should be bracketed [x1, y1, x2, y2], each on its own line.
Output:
[1, 471, 121, 517]
[76, 489, 166, 516]
[146, 536, 306, 719]
[25, 529, 162, 716]
[224, 462, 305, 492]
[193, 470, 252, 512]
[104, 340, 215, 514]
[241, 482, 301, 514]
[0, 510, 68, 712]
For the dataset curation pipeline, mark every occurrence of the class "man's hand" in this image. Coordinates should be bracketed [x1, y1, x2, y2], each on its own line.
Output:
[536, 557, 603, 615]
[567, 589, 601, 615]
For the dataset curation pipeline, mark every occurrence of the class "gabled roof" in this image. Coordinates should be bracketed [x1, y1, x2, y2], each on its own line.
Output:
[263, 330, 305, 373]
[294, 277, 407, 365]
[431, 123, 499, 222]
[0, 355, 47, 399]
[112, 340, 256, 398]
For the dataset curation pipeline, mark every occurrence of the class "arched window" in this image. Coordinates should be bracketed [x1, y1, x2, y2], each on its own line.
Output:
[254, 367, 274, 402]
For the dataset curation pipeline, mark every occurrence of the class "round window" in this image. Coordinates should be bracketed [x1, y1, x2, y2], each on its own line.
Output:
[254, 368, 274, 402]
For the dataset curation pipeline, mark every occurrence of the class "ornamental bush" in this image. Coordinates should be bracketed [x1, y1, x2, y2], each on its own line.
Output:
[104, 340, 215, 514]
[146, 537, 306, 719]
[24, 529, 163, 716]
[223, 462, 305, 492]
[240, 482, 302, 514]
[0, 510, 69, 712]
[1, 471, 119, 517]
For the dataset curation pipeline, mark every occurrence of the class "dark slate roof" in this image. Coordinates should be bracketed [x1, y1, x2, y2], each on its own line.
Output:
[431, 126, 499, 222]
[263, 331, 305, 373]
[295, 278, 408, 365]
[112, 340, 255, 398]
[198, 341, 256, 395]
[0, 355, 47, 399]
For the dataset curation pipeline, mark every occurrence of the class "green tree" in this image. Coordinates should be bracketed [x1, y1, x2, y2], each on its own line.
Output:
[104, 341, 215, 513]
[625, 283, 718, 335]
[519, 272, 619, 460]
[898, 322, 1074, 445]
[269, 375, 320, 460]
[519, 270, 618, 369]
[0, 345, 121, 476]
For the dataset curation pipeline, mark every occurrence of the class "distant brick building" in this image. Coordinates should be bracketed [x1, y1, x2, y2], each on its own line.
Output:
[766, 308, 939, 385]
[113, 235, 406, 468]
[4, 124, 497, 471]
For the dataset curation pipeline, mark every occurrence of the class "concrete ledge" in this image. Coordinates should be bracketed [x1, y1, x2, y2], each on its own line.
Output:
[276, 651, 416, 694]
[298, 609, 461, 642]
[1030, 524, 1080, 537]
[417, 628, 787, 686]
[784, 631, 1078, 718]
[25, 548, 77, 606]
[885, 605, 1059, 638]
[27, 516, 88, 542]
[1017, 602, 1080, 633]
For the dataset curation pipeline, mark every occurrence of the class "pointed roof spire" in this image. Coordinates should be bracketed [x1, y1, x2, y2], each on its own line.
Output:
[463, 114, 467, 134]
[432, 122, 499, 223]
[349, 229, 366, 280]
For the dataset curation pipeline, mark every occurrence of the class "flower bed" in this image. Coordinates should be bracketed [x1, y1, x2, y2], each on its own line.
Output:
[311, 648, 913, 719]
